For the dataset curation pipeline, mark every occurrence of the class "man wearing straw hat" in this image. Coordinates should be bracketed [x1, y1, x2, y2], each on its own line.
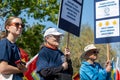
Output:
[36, 27, 73, 80]
[79, 44, 112, 80]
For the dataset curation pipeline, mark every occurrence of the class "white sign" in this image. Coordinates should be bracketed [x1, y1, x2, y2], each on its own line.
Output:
[96, 0, 119, 19]
[96, 18, 119, 38]
[61, 0, 81, 27]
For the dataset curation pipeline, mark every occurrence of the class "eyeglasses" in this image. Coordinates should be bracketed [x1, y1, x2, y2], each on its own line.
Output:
[48, 35, 62, 38]
[10, 22, 25, 28]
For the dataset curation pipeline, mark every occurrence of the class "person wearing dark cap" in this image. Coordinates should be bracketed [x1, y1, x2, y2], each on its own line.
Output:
[36, 28, 73, 80]
[79, 44, 112, 80]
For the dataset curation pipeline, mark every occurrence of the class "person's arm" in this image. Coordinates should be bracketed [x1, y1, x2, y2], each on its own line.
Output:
[0, 61, 26, 75]
[37, 48, 69, 77]
[37, 51, 64, 77]
[38, 61, 69, 77]
[64, 48, 73, 75]
[0, 40, 27, 75]
[66, 59, 73, 75]
[39, 65, 64, 77]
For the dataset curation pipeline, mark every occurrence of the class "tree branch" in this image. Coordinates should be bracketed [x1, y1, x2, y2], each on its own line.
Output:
[0, 9, 12, 16]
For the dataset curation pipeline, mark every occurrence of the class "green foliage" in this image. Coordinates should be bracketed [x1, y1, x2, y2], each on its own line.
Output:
[60, 24, 116, 74]
[16, 24, 44, 58]
[0, 0, 60, 23]
[0, 0, 61, 58]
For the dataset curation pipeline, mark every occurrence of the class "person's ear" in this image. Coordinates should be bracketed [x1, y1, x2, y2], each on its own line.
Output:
[5, 25, 10, 32]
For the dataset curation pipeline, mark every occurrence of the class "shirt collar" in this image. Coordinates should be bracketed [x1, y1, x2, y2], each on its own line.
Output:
[44, 43, 58, 50]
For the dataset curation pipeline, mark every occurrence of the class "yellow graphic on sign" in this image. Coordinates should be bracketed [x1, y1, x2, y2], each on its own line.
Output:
[98, 20, 117, 27]
[112, 20, 117, 25]
[105, 21, 109, 26]
[98, 22, 102, 27]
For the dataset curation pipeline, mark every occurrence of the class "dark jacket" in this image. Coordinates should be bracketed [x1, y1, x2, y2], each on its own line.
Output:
[36, 46, 73, 80]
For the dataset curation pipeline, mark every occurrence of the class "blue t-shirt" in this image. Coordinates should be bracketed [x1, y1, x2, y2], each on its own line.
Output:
[0, 38, 23, 80]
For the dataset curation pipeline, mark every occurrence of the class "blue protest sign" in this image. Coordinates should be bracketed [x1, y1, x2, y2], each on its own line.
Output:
[58, 0, 83, 37]
[94, 0, 120, 44]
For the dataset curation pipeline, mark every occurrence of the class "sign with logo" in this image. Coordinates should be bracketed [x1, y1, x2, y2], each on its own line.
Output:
[58, 0, 83, 37]
[94, 0, 120, 44]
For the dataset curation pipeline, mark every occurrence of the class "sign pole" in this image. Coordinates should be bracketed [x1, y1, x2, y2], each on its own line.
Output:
[66, 32, 70, 49]
[107, 43, 110, 61]
[65, 32, 70, 60]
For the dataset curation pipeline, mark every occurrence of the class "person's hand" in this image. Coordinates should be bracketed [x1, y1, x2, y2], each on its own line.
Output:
[16, 62, 27, 73]
[105, 60, 112, 72]
[64, 48, 71, 59]
[62, 62, 68, 70]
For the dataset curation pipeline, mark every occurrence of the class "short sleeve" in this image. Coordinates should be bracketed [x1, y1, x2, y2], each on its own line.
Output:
[0, 39, 12, 62]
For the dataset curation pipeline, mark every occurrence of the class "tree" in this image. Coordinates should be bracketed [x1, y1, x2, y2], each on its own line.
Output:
[60, 24, 116, 74]
[0, 0, 60, 24]
[16, 24, 44, 58]
[0, 0, 61, 57]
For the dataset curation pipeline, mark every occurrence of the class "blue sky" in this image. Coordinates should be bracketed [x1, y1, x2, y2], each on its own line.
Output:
[0, 0, 94, 30]
[81, 0, 94, 27]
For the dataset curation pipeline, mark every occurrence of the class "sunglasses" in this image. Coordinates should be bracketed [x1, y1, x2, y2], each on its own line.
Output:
[10, 22, 25, 28]
[92, 51, 99, 54]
